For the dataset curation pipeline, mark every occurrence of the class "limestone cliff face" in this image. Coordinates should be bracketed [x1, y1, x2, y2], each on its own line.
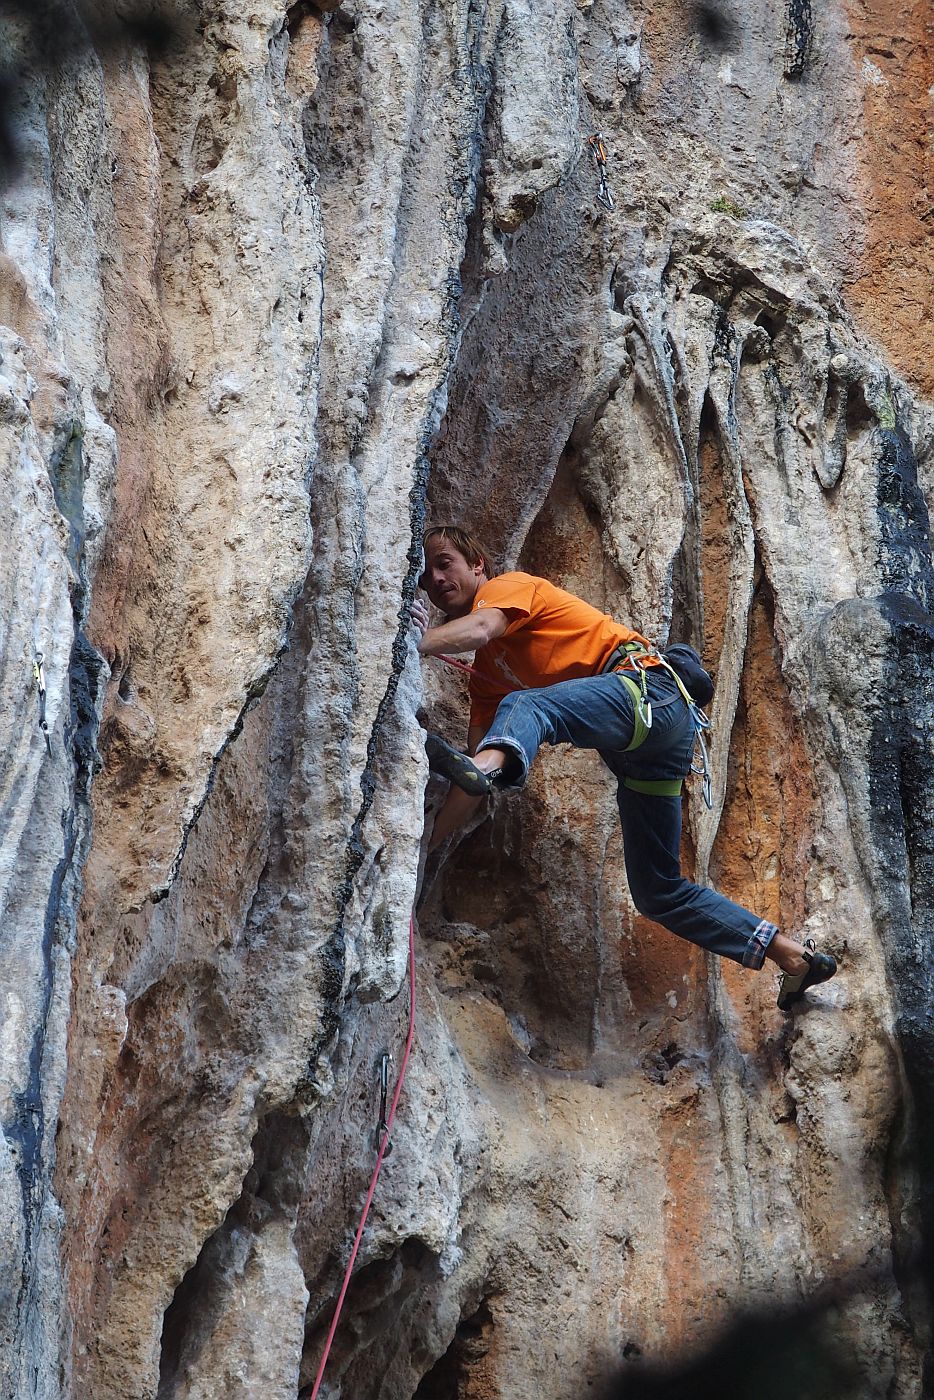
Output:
[1, 1, 932, 1397]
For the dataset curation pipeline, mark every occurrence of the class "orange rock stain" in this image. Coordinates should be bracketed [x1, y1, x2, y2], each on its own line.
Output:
[842, 0, 934, 396]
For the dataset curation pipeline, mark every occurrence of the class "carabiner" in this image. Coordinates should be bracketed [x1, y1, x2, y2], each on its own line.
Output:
[373, 1051, 393, 1157]
[33, 652, 52, 755]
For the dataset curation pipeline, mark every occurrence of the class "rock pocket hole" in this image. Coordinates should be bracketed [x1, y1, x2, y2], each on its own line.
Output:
[301, 1238, 436, 1393]
[414, 1296, 496, 1399]
[753, 309, 785, 342]
[845, 380, 874, 439]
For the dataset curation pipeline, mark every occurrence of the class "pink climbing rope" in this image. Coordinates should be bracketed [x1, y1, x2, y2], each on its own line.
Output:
[434, 653, 481, 679]
[308, 914, 417, 1399]
[433, 652, 528, 691]
[308, 650, 478, 1395]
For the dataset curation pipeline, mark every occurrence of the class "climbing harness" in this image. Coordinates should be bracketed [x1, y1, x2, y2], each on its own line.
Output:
[604, 640, 714, 807]
[433, 642, 712, 806]
[32, 652, 52, 755]
[373, 1051, 393, 1157]
[604, 641, 655, 741]
[587, 133, 614, 212]
[308, 916, 416, 1400]
[614, 671, 653, 749]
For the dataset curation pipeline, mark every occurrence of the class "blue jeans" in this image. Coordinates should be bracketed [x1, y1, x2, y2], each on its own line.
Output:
[477, 669, 777, 969]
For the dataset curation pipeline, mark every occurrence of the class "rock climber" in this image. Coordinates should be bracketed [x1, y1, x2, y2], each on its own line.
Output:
[412, 525, 837, 1010]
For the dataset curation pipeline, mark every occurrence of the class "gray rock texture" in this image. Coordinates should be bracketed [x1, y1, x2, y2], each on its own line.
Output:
[0, 0, 932, 1397]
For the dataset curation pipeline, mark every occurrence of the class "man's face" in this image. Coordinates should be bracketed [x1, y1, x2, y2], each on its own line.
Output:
[421, 535, 485, 617]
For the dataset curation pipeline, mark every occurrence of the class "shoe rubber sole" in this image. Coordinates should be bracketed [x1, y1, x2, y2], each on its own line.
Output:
[777, 944, 837, 1011]
[424, 734, 492, 797]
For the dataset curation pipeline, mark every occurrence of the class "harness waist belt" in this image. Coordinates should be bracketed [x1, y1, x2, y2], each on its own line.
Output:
[600, 646, 681, 710]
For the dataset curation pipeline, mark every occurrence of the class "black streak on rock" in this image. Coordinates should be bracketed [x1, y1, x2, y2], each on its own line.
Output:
[9, 630, 103, 1316]
[876, 426, 933, 612]
[867, 423, 934, 1383]
[10, 814, 75, 1313]
[307, 12, 492, 1076]
[784, 0, 813, 79]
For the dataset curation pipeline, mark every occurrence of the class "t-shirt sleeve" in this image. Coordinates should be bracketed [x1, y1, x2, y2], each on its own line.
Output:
[472, 575, 537, 634]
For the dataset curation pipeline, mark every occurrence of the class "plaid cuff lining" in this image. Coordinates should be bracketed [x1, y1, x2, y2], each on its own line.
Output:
[743, 919, 778, 970]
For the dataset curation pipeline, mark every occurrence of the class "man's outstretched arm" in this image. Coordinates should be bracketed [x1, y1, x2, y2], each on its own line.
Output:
[416, 606, 508, 656]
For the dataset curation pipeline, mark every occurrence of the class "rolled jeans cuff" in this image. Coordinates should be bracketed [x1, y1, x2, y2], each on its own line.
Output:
[476, 735, 529, 789]
[743, 919, 778, 970]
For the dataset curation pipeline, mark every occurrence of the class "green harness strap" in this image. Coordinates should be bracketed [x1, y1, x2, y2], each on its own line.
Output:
[622, 775, 683, 797]
[614, 673, 651, 751]
[611, 646, 687, 798]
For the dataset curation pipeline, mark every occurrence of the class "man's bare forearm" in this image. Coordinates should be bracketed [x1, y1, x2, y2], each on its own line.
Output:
[417, 608, 506, 656]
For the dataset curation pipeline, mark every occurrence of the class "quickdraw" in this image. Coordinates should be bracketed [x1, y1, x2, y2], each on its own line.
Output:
[33, 652, 52, 756]
[373, 1051, 393, 1157]
[587, 132, 614, 212]
[690, 707, 714, 809]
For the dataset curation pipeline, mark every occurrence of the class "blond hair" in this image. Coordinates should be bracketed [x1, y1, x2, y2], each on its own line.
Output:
[421, 525, 493, 577]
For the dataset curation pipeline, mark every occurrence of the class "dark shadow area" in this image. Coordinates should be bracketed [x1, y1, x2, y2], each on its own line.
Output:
[299, 1238, 439, 1399]
[413, 1296, 496, 1399]
[595, 1266, 917, 1399]
[689, 3, 740, 54]
[0, 0, 188, 185]
[845, 380, 874, 440]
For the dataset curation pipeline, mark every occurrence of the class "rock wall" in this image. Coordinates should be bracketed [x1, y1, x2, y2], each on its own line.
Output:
[0, 1, 931, 1397]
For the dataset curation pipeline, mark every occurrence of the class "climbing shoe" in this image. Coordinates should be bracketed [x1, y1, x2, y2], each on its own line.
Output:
[424, 734, 492, 797]
[777, 939, 837, 1011]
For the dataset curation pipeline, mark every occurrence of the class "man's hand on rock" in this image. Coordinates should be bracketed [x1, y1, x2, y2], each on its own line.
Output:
[411, 597, 431, 636]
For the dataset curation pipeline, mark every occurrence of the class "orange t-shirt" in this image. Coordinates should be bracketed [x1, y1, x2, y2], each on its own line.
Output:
[466, 572, 658, 730]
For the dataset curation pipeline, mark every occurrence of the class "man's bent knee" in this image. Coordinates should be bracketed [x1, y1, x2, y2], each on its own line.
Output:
[629, 882, 688, 921]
